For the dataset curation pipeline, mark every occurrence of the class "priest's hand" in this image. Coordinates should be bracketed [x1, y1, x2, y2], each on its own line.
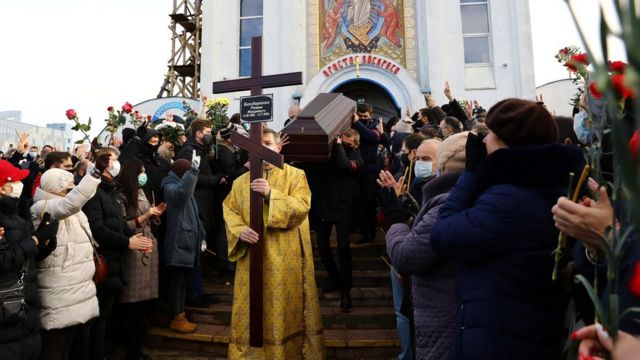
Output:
[239, 227, 259, 244]
[250, 178, 271, 198]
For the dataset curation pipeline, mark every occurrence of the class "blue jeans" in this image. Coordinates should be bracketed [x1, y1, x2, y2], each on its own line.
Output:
[391, 270, 414, 360]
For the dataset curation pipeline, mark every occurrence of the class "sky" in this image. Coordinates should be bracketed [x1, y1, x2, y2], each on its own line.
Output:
[0, 0, 627, 136]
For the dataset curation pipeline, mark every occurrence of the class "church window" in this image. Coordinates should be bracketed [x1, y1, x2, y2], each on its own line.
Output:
[460, 0, 491, 64]
[239, 0, 263, 77]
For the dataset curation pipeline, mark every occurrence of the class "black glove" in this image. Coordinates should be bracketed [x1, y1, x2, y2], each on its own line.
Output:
[465, 132, 487, 172]
[378, 188, 408, 225]
[35, 213, 59, 246]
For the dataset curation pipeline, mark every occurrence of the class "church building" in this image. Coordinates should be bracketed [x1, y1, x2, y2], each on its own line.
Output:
[201, 0, 535, 128]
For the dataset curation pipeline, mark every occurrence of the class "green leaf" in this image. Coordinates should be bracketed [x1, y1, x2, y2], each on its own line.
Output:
[74, 139, 84, 144]
[88, 117, 92, 126]
[574, 274, 604, 321]
[599, 5, 609, 64]
[620, 307, 640, 319]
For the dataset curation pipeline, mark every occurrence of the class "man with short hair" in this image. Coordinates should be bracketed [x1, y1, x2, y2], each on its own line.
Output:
[44, 152, 73, 171]
[352, 103, 392, 243]
[223, 128, 324, 359]
[439, 116, 462, 139]
[176, 119, 227, 307]
[284, 104, 301, 127]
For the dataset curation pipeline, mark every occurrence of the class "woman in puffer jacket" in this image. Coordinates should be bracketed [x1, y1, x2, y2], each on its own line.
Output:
[31, 163, 105, 360]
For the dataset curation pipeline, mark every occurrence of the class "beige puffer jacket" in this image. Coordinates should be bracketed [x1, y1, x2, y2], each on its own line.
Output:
[31, 170, 101, 330]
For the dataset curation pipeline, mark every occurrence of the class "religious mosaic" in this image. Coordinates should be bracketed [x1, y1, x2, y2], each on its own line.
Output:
[319, 0, 406, 68]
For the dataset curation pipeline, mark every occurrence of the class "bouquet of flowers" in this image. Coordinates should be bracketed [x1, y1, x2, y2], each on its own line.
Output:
[153, 119, 185, 146]
[555, 46, 589, 108]
[204, 97, 230, 130]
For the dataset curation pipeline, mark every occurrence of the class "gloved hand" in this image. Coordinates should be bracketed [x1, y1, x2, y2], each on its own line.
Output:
[35, 214, 59, 246]
[377, 187, 408, 225]
[191, 150, 201, 169]
[465, 132, 487, 172]
[94, 154, 111, 173]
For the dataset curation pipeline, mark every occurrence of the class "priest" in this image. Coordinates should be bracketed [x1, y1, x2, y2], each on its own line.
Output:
[223, 128, 324, 359]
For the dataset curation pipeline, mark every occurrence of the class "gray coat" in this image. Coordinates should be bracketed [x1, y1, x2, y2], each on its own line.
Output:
[385, 172, 461, 360]
[162, 168, 206, 268]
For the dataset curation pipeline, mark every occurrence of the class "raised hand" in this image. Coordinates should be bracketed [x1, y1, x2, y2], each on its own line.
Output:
[279, 132, 290, 148]
[376, 118, 385, 134]
[191, 150, 201, 169]
[377, 170, 405, 196]
[16, 131, 30, 154]
[444, 81, 453, 101]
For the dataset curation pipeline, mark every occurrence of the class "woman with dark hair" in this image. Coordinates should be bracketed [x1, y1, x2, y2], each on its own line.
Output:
[82, 148, 154, 360]
[117, 158, 165, 360]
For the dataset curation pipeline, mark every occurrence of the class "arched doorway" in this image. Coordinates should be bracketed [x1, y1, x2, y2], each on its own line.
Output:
[332, 80, 400, 121]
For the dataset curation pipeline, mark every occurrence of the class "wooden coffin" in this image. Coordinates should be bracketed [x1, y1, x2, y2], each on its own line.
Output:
[281, 93, 356, 162]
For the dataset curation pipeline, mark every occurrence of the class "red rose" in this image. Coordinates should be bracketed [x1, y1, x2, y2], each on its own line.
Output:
[565, 62, 578, 72]
[630, 261, 640, 298]
[612, 74, 636, 99]
[65, 109, 77, 120]
[629, 130, 639, 163]
[122, 102, 133, 113]
[559, 48, 569, 55]
[572, 53, 589, 65]
[107, 106, 114, 112]
[589, 82, 603, 99]
[608, 61, 626, 74]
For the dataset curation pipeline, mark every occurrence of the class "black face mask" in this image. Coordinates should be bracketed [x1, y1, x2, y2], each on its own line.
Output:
[0, 195, 19, 215]
[343, 144, 355, 152]
[202, 134, 213, 144]
[144, 142, 160, 154]
[400, 153, 411, 167]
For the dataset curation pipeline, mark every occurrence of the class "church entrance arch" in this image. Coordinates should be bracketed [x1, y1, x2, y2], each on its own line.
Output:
[300, 54, 424, 121]
[332, 79, 399, 120]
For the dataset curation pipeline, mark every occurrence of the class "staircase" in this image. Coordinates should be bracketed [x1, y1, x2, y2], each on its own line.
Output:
[145, 232, 400, 359]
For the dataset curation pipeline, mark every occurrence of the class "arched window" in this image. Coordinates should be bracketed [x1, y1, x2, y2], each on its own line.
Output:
[239, 0, 263, 76]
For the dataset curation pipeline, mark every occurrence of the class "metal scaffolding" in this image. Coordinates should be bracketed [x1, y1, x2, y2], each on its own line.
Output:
[157, 0, 202, 98]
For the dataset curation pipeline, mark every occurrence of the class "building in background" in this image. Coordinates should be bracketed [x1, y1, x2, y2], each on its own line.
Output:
[536, 79, 576, 117]
[0, 111, 73, 152]
[200, 0, 536, 129]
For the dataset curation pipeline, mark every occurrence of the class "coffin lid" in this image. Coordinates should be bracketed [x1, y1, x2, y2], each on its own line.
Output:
[283, 93, 355, 138]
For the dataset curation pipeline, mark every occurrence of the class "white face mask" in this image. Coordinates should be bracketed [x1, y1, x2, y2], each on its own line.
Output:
[414, 161, 434, 180]
[109, 160, 121, 177]
[6, 181, 24, 198]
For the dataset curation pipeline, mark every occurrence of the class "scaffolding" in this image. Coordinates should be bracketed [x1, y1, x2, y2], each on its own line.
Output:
[157, 0, 202, 98]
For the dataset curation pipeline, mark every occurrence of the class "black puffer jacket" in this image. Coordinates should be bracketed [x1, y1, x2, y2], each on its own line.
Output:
[82, 179, 132, 291]
[0, 197, 41, 360]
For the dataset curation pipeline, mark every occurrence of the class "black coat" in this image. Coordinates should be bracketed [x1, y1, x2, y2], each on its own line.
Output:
[176, 138, 225, 243]
[0, 197, 41, 360]
[314, 143, 364, 223]
[82, 179, 132, 291]
[119, 138, 170, 204]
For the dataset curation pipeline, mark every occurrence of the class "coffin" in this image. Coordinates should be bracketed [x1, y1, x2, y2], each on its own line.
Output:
[281, 93, 356, 162]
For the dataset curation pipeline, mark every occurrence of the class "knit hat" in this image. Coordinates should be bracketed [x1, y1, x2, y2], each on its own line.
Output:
[485, 98, 558, 147]
[40, 168, 75, 194]
[171, 159, 192, 178]
[219, 122, 234, 140]
[0, 160, 29, 187]
[391, 117, 414, 134]
[436, 131, 468, 174]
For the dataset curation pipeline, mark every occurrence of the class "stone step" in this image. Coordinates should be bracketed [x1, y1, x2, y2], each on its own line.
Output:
[314, 256, 390, 271]
[146, 325, 400, 359]
[202, 283, 393, 308]
[312, 241, 389, 258]
[315, 270, 391, 288]
[187, 303, 396, 330]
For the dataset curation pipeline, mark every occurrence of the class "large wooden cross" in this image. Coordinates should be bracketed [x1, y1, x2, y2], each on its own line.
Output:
[212, 36, 303, 348]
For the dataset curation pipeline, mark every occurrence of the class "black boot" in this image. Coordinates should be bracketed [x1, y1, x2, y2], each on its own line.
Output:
[340, 290, 351, 311]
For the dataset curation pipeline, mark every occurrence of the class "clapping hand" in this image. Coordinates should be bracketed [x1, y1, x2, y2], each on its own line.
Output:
[377, 170, 405, 196]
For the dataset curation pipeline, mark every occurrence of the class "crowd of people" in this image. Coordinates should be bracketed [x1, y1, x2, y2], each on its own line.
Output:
[0, 78, 638, 360]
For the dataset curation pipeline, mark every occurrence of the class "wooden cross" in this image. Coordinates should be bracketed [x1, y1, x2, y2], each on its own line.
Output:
[212, 36, 302, 348]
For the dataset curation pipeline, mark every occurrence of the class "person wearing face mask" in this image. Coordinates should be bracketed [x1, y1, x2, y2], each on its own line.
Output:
[408, 139, 440, 206]
[30, 156, 108, 360]
[379, 131, 468, 360]
[7, 133, 40, 222]
[314, 129, 364, 310]
[176, 119, 227, 307]
[81, 148, 155, 360]
[116, 158, 165, 360]
[0, 160, 59, 360]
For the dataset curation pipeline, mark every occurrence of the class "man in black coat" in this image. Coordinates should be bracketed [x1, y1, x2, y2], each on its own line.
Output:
[315, 130, 364, 310]
[0, 160, 59, 360]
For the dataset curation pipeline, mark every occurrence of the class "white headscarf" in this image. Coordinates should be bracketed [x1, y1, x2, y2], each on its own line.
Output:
[40, 168, 75, 195]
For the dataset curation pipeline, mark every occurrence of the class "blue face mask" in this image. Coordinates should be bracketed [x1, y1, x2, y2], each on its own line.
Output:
[138, 173, 148, 187]
[414, 161, 434, 179]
